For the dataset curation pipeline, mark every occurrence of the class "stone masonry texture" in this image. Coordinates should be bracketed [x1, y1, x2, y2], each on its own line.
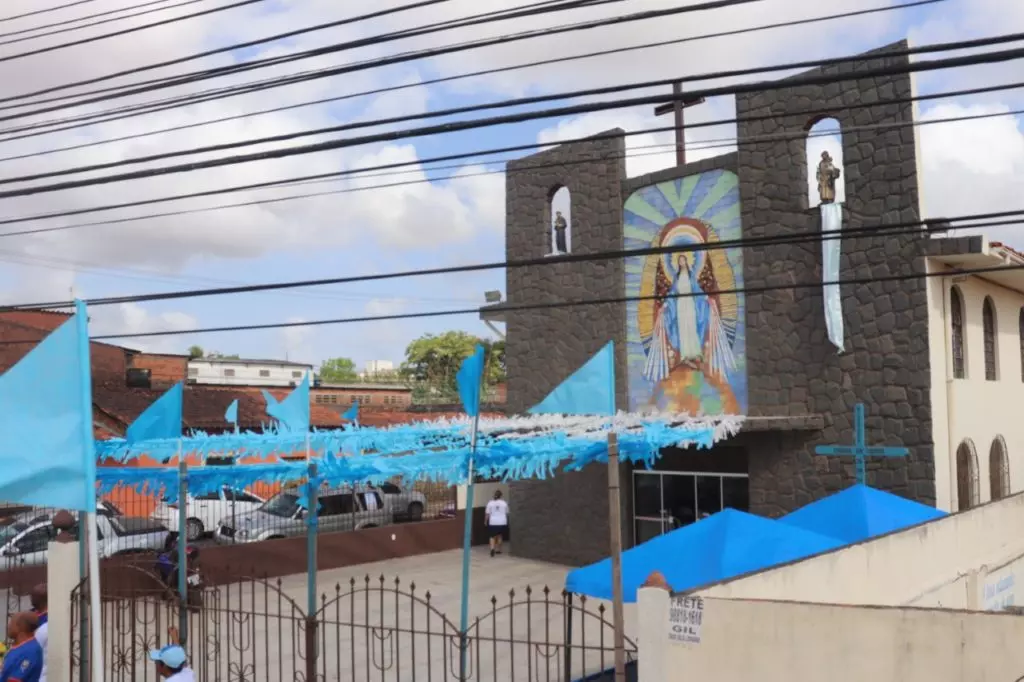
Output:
[504, 41, 936, 565]
[735, 40, 934, 515]
[503, 132, 630, 566]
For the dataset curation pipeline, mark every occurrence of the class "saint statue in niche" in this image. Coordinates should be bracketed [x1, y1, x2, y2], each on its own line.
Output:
[817, 151, 842, 204]
[553, 210, 568, 253]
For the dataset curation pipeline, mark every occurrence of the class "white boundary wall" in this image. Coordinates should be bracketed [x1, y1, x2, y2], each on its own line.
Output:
[694, 491, 1024, 610]
[638, 588, 1024, 682]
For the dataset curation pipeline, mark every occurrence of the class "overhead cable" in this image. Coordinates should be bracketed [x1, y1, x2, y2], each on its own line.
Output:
[0, 0, 203, 46]
[0, 87, 1018, 238]
[0, 37, 1019, 200]
[4, 208, 1021, 313]
[0, 0, 941, 160]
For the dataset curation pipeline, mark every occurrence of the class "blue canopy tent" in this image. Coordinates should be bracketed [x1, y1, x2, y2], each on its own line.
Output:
[778, 483, 947, 543]
[565, 509, 844, 602]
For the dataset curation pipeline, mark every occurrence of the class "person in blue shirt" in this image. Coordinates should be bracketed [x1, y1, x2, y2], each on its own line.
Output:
[0, 612, 43, 682]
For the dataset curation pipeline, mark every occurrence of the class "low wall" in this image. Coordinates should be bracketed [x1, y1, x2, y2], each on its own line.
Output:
[638, 587, 1024, 682]
[0, 513, 488, 593]
[695, 490, 1024, 610]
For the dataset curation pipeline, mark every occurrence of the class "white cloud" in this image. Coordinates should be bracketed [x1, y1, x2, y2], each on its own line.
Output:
[90, 303, 199, 354]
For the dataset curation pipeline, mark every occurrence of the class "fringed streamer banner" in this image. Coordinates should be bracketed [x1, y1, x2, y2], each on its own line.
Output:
[97, 413, 745, 464]
[97, 417, 744, 504]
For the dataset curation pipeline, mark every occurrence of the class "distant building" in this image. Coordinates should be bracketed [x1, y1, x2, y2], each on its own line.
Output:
[361, 360, 395, 378]
[187, 357, 313, 387]
[314, 383, 413, 410]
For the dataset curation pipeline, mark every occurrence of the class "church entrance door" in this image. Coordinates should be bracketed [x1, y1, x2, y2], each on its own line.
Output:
[631, 446, 749, 545]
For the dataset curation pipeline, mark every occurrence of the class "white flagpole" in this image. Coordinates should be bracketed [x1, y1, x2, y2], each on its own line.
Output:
[74, 299, 104, 682]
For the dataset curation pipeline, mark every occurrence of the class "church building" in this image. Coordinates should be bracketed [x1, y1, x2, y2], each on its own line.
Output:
[488, 41, 1024, 566]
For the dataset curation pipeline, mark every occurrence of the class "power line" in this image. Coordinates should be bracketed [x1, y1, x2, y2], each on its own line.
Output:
[0, 91, 1018, 238]
[0, 0, 267, 66]
[0, 0, 103, 24]
[0, 37, 1019, 200]
[6, 208, 1021, 312]
[0, 0, 208, 48]
[0, 0, 621, 107]
[0, 0, 937, 160]
[79, 252, 1024, 341]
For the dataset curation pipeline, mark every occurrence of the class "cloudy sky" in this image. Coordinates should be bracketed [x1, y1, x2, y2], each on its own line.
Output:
[0, 0, 1019, 370]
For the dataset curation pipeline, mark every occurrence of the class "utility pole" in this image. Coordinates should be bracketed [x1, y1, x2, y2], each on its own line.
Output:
[607, 432, 626, 682]
[653, 81, 705, 167]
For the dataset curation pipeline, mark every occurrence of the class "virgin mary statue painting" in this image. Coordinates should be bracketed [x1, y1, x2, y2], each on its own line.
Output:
[637, 218, 740, 413]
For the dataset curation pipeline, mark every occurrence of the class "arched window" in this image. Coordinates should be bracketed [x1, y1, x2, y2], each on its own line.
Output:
[989, 436, 1010, 501]
[956, 439, 980, 511]
[983, 296, 998, 381]
[1019, 308, 1024, 382]
[806, 118, 845, 207]
[549, 186, 571, 254]
[951, 287, 965, 379]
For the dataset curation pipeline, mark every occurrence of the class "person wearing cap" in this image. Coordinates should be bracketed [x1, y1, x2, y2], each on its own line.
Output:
[0, 612, 42, 682]
[149, 644, 194, 681]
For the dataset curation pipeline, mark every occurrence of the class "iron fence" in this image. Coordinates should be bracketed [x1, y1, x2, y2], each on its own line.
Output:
[70, 570, 636, 682]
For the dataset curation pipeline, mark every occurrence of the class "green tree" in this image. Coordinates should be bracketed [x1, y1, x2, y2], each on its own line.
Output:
[187, 345, 204, 359]
[401, 332, 506, 403]
[319, 357, 359, 383]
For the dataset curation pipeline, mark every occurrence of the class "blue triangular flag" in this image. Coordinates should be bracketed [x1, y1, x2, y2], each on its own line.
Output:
[342, 401, 359, 422]
[126, 382, 183, 444]
[0, 300, 96, 511]
[456, 344, 486, 417]
[528, 341, 616, 416]
[225, 399, 239, 431]
[261, 389, 278, 409]
[267, 373, 310, 433]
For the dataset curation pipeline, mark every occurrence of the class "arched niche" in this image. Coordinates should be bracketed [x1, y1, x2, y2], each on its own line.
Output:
[806, 117, 846, 207]
[549, 185, 571, 254]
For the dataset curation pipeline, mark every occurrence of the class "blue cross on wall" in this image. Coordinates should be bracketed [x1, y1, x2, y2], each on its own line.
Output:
[815, 403, 909, 485]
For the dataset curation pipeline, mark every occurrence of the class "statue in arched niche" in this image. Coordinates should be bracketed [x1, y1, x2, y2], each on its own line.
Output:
[816, 151, 842, 204]
[553, 210, 568, 253]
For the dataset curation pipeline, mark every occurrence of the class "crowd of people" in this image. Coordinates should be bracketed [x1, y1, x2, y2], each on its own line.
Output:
[0, 585, 193, 682]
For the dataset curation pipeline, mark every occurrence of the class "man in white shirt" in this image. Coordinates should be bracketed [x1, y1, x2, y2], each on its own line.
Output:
[484, 490, 509, 558]
[30, 584, 47, 682]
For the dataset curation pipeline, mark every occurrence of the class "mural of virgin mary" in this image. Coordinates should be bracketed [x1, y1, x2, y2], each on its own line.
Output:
[641, 222, 738, 385]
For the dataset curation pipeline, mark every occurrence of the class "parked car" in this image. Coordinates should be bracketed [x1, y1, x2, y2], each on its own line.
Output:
[1, 501, 123, 528]
[151, 486, 265, 541]
[214, 486, 390, 544]
[0, 515, 170, 570]
[375, 482, 428, 521]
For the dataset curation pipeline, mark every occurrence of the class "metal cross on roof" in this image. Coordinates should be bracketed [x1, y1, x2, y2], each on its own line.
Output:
[815, 403, 909, 485]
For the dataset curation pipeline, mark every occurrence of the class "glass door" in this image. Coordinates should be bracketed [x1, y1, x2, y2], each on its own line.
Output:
[633, 471, 666, 544]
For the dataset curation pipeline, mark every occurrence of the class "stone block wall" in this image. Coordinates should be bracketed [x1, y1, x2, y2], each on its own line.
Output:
[735, 40, 936, 513]
[503, 131, 630, 564]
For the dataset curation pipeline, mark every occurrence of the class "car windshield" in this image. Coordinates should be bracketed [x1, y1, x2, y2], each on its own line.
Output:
[261, 493, 300, 518]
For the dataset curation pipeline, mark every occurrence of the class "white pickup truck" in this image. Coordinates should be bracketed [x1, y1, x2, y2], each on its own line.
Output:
[0, 514, 170, 570]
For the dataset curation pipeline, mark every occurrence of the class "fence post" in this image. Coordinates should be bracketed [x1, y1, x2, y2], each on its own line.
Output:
[305, 462, 319, 682]
[49, 511, 79, 682]
[177, 460, 188, 647]
[77, 520, 88, 682]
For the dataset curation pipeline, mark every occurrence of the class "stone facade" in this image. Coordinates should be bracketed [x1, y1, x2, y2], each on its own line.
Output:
[504, 41, 937, 565]
[735, 40, 934, 515]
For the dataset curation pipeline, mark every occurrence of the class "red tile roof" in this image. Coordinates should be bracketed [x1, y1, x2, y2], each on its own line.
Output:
[93, 383, 345, 433]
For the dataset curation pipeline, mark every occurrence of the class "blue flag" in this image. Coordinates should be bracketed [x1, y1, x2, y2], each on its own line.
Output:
[261, 389, 278, 409]
[528, 341, 616, 416]
[126, 382, 183, 444]
[267, 373, 310, 433]
[456, 344, 486, 417]
[225, 395, 238, 421]
[0, 300, 96, 511]
[342, 401, 358, 422]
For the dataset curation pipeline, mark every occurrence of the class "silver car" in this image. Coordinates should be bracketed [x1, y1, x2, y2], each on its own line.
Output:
[214, 486, 391, 544]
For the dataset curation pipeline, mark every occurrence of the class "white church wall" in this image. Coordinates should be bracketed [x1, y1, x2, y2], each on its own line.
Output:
[931, 268, 1024, 511]
[693, 492, 1024, 610]
[638, 587, 1024, 682]
[926, 262, 954, 512]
